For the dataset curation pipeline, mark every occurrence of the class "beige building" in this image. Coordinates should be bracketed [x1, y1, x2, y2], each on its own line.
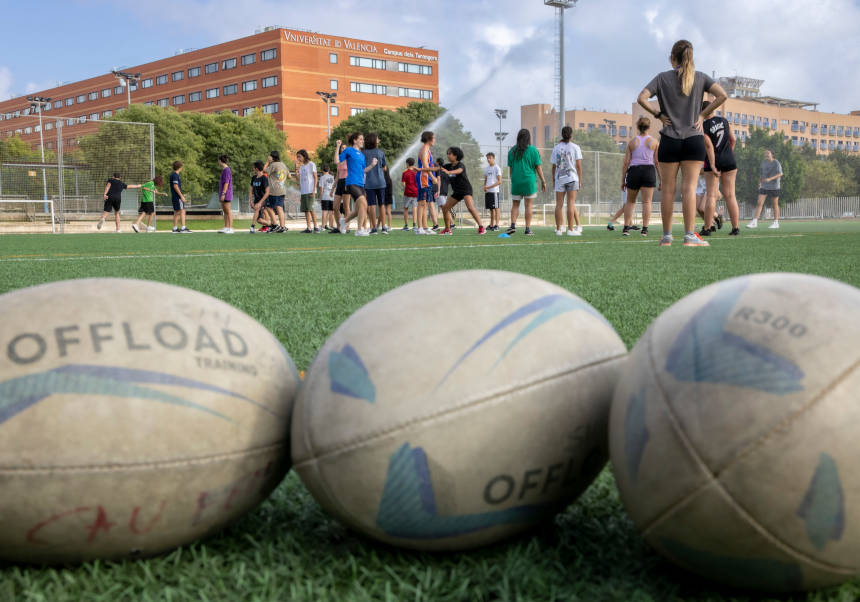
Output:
[524, 75, 860, 156]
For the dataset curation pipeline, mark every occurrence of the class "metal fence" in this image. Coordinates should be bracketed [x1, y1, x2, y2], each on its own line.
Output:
[0, 115, 154, 233]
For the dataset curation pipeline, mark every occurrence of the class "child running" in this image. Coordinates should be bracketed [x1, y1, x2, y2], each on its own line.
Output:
[438, 147, 485, 235]
[319, 164, 336, 231]
[169, 161, 192, 233]
[99, 172, 140, 232]
[401, 158, 418, 230]
[550, 126, 584, 236]
[296, 149, 319, 233]
[483, 152, 502, 231]
[131, 174, 167, 233]
[338, 132, 375, 237]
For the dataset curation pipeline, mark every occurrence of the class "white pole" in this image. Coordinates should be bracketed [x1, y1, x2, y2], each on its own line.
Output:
[37, 104, 48, 211]
[559, 8, 565, 134]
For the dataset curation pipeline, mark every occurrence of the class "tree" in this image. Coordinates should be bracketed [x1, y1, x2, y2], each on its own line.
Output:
[734, 127, 806, 204]
[801, 159, 850, 198]
[571, 129, 621, 153]
[825, 150, 860, 196]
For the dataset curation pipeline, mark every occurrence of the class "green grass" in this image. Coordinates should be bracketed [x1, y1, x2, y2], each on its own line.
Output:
[1, 220, 859, 601]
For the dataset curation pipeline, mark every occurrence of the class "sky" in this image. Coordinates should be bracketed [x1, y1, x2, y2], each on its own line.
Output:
[1, 0, 858, 144]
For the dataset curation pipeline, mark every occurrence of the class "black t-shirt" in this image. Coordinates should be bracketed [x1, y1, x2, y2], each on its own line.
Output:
[704, 116, 732, 158]
[438, 170, 450, 196]
[443, 163, 471, 197]
[251, 174, 269, 203]
[106, 178, 127, 201]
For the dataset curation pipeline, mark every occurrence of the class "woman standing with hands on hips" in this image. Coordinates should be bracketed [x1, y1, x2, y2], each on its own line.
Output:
[637, 39, 727, 247]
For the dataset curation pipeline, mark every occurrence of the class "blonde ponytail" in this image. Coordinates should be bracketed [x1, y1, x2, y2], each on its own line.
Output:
[671, 40, 695, 96]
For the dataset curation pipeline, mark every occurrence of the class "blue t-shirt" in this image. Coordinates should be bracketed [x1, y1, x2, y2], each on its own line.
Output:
[339, 147, 366, 187]
[169, 171, 182, 202]
[362, 148, 386, 190]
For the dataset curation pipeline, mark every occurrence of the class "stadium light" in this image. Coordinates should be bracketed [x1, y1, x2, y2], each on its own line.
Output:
[27, 96, 51, 207]
[316, 91, 337, 138]
[112, 70, 141, 107]
[545, 0, 578, 134]
[494, 109, 508, 164]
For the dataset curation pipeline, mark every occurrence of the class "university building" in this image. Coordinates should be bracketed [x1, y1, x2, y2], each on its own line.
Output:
[524, 75, 860, 156]
[0, 27, 439, 153]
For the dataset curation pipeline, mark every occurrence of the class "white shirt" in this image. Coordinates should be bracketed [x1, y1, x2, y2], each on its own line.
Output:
[319, 173, 335, 200]
[484, 164, 502, 193]
[550, 142, 583, 185]
[299, 161, 317, 195]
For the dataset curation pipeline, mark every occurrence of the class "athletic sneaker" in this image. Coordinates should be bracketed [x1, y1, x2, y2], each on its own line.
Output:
[313, 227, 321, 233]
[115, 229, 121, 233]
[381, 227, 389, 235]
[629, 224, 641, 231]
[641, 227, 648, 237]
[524, 228, 534, 236]
[699, 227, 711, 236]
[249, 225, 255, 234]
[416, 228, 425, 235]
[431, 224, 439, 231]
[260, 226, 270, 233]
[606, 221, 615, 231]
[575, 226, 583, 234]
[622, 226, 631, 236]
[355, 229, 369, 237]
[506, 226, 516, 235]
[683, 232, 710, 247]
[425, 228, 436, 235]
[172, 227, 179, 233]
[660, 234, 673, 247]
[746, 219, 758, 228]
[768, 221, 780, 229]
[729, 227, 740, 236]
[440, 228, 453, 235]
[339, 217, 346, 232]
[478, 226, 486, 235]
[132, 224, 140, 233]
[715, 214, 723, 230]
[328, 227, 341, 234]
[369, 228, 378, 235]
[567, 229, 581, 236]
[402, 225, 410, 231]
[301, 228, 312, 234]
[555, 229, 564, 236]
[217, 227, 232, 234]
[97, 218, 105, 230]
[179, 227, 192, 233]
[146, 226, 156, 232]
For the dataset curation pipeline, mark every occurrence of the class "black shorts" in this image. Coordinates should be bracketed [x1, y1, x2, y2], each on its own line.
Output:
[104, 198, 121, 212]
[138, 202, 155, 215]
[347, 185, 365, 201]
[485, 192, 500, 210]
[384, 192, 393, 205]
[705, 152, 737, 173]
[335, 178, 347, 196]
[321, 200, 333, 211]
[625, 165, 657, 190]
[658, 135, 706, 163]
[366, 188, 385, 206]
[758, 188, 780, 199]
[450, 186, 472, 202]
[172, 198, 185, 212]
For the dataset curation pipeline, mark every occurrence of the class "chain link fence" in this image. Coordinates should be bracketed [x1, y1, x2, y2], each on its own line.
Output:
[0, 116, 153, 233]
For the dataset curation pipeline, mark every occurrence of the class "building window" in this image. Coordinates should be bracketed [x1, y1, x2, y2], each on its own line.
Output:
[262, 102, 278, 114]
[764, 118, 770, 129]
[171, 71, 184, 82]
[242, 80, 257, 92]
[102, 110, 113, 118]
[222, 58, 237, 70]
[89, 113, 99, 121]
[76, 94, 86, 103]
[88, 91, 98, 101]
[24, 127, 32, 133]
[188, 66, 201, 78]
[173, 95, 185, 105]
[329, 53, 338, 64]
[791, 120, 799, 132]
[261, 76, 278, 88]
[351, 82, 387, 95]
[205, 62, 218, 74]
[771, 121, 777, 130]
[45, 122, 53, 131]
[330, 79, 338, 90]
[532, 127, 537, 142]
[114, 86, 124, 95]
[544, 125, 550, 144]
[331, 105, 339, 116]
[189, 91, 202, 102]
[350, 56, 386, 69]
[350, 108, 366, 116]
[619, 125, 627, 137]
[837, 126, 845, 136]
[829, 125, 837, 135]
[144, 101, 154, 106]
[156, 74, 168, 85]
[241, 53, 256, 66]
[66, 118, 75, 126]
[397, 62, 433, 75]
[820, 140, 827, 149]
[733, 114, 739, 124]
[157, 98, 168, 107]
[206, 88, 219, 99]
[54, 100, 62, 108]
[261, 48, 277, 61]
[65, 98, 74, 106]
[141, 78, 153, 89]
[102, 89, 112, 98]
[243, 107, 255, 116]
[223, 84, 238, 96]
[397, 87, 432, 99]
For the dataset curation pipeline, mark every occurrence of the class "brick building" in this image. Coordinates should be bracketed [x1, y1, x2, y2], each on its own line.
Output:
[0, 27, 439, 153]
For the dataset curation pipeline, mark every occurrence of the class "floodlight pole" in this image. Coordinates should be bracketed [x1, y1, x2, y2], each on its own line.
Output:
[27, 96, 51, 209]
[494, 109, 508, 164]
[545, 1, 578, 137]
[112, 70, 141, 107]
[316, 91, 337, 138]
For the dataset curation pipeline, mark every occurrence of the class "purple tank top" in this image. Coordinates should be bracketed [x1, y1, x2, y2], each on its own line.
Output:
[630, 136, 655, 166]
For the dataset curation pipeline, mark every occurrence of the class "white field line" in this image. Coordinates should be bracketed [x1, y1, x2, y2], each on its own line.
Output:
[0, 234, 807, 264]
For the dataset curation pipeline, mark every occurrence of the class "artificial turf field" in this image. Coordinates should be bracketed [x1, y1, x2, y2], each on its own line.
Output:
[1, 220, 859, 602]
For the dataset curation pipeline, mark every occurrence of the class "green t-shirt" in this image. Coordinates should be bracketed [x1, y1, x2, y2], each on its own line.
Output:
[141, 180, 155, 204]
[507, 145, 542, 196]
